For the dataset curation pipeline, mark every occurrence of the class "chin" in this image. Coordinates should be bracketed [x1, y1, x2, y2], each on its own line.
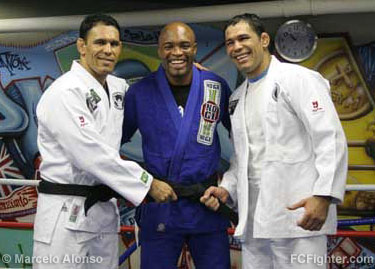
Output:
[170, 69, 188, 77]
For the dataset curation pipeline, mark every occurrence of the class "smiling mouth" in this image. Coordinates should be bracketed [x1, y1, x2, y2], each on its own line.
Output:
[168, 59, 187, 69]
[98, 58, 115, 63]
[233, 52, 251, 64]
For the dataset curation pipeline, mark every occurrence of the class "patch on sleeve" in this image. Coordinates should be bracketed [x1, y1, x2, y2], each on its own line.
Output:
[140, 171, 149, 184]
[197, 80, 221, 145]
[311, 100, 325, 113]
[86, 89, 101, 113]
[112, 92, 124, 110]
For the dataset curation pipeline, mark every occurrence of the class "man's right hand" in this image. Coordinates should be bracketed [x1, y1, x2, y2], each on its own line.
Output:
[149, 179, 177, 203]
[200, 186, 229, 211]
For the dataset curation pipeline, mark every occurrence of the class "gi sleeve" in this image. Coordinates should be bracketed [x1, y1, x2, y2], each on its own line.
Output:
[43, 87, 152, 206]
[122, 85, 138, 144]
[285, 69, 348, 203]
[221, 79, 232, 133]
[220, 132, 238, 206]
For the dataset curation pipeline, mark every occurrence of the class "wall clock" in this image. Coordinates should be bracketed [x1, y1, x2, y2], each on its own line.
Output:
[275, 20, 317, 62]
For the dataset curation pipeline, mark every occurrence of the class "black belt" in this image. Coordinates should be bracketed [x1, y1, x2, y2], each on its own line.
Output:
[159, 174, 238, 225]
[38, 176, 239, 225]
[37, 180, 121, 216]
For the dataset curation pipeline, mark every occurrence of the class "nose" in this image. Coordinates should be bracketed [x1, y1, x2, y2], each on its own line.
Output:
[171, 46, 183, 56]
[103, 43, 112, 54]
[233, 40, 243, 52]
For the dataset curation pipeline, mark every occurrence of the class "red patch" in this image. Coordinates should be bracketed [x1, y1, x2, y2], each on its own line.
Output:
[201, 101, 220, 123]
[312, 100, 323, 112]
[79, 116, 87, 127]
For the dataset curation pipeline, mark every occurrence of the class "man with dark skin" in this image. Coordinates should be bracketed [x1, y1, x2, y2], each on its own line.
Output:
[122, 22, 232, 268]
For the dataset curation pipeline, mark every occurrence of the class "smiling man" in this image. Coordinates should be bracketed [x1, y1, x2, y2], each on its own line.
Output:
[33, 14, 176, 269]
[122, 22, 232, 268]
[201, 13, 348, 269]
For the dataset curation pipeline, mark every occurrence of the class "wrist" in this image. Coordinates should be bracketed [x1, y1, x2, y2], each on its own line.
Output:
[314, 195, 332, 203]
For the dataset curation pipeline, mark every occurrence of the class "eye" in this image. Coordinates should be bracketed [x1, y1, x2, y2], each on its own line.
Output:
[94, 39, 106, 46]
[181, 42, 191, 49]
[238, 35, 250, 42]
[225, 40, 234, 47]
[110, 41, 120, 47]
[163, 44, 173, 50]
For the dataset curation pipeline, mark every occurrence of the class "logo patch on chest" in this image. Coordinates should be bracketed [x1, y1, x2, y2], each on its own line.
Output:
[112, 92, 124, 110]
[201, 101, 220, 123]
[229, 99, 239, 115]
[86, 89, 101, 113]
[197, 80, 221, 145]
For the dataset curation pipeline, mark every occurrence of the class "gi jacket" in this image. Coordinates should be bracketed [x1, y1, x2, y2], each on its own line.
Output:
[221, 56, 348, 240]
[34, 61, 152, 244]
[122, 65, 231, 233]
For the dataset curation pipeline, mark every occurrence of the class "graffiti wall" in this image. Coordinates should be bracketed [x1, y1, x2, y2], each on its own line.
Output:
[0, 24, 374, 268]
[0, 24, 240, 268]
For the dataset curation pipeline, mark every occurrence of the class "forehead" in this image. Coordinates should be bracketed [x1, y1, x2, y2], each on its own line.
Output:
[159, 25, 194, 44]
[86, 23, 120, 40]
[225, 21, 257, 39]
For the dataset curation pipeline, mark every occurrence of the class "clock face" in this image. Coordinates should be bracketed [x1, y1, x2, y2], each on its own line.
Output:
[275, 20, 317, 62]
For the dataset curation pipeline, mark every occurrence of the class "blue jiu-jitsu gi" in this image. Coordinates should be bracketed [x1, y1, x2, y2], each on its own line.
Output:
[122, 65, 231, 268]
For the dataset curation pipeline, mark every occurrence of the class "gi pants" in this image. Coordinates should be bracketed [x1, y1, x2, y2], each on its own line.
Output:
[33, 206, 118, 269]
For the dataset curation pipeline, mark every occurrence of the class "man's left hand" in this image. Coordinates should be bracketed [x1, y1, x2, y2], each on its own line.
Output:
[288, 196, 331, 231]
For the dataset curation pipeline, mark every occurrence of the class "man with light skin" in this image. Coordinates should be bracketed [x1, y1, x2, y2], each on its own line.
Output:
[122, 21, 232, 268]
[33, 14, 176, 269]
[201, 13, 347, 268]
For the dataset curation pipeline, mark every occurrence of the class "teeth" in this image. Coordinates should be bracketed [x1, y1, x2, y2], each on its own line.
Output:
[236, 54, 248, 61]
[171, 60, 184, 64]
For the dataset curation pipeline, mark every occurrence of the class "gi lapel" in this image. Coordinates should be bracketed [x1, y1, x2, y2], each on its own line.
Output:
[72, 61, 110, 130]
[155, 65, 183, 132]
[166, 66, 201, 181]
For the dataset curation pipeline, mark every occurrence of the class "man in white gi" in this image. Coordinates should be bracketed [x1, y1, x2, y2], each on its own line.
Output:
[201, 13, 348, 268]
[33, 14, 177, 269]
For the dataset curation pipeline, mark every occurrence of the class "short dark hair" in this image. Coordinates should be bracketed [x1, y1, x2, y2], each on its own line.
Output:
[224, 13, 266, 38]
[79, 13, 121, 40]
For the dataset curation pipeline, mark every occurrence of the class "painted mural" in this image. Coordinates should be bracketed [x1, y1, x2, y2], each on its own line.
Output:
[0, 25, 374, 268]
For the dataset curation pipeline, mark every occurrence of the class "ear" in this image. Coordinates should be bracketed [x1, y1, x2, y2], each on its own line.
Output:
[260, 32, 270, 49]
[192, 42, 198, 56]
[76, 38, 86, 57]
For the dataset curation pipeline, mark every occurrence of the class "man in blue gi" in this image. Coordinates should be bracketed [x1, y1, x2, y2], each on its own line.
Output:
[122, 22, 231, 268]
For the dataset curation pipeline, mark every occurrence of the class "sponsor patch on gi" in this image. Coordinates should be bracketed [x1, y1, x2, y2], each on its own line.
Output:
[197, 80, 221, 145]
[201, 101, 220, 123]
[78, 115, 88, 127]
[311, 100, 324, 113]
[140, 171, 149, 184]
[69, 204, 81, 223]
[229, 99, 239, 115]
[86, 89, 101, 113]
[113, 92, 124, 110]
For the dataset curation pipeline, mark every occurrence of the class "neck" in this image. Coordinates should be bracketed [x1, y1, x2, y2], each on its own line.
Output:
[247, 53, 272, 80]
[166, 70, 193, 86]
[79, 59, 107, 86]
